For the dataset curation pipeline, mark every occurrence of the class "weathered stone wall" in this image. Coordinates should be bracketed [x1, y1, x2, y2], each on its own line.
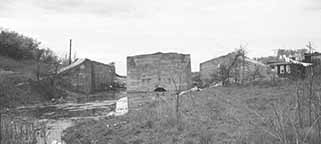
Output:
[92, 61, 115, 91]
[127, 52, 192, 92]
[59, 59, 115, 94]
[60, 60, 92, 93]
[200, 53, 236, 84]
[200, 53, 270, 85]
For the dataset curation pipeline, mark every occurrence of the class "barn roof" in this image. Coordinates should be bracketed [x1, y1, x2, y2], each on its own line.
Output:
[58, 58, 87, 74]
[304, 52, 321, 57]
[268, 60, 312, 67]
[58, 58, 115, 74]
[288, 59, 312, 67]
[200, 52, 237, 65]
[200, 52, 267, 67]
[244, 58, 266, 67]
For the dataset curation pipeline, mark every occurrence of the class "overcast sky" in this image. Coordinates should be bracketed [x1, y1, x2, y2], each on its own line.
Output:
[0, 0, 321, 75]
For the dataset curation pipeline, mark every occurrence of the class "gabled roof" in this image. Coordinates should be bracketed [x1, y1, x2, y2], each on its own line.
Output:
[58, 58, 115, 74]
[200, 52, 237, 65]
[58, 58, 87, 74]
[268, 62, 291, 66]
[288, 59, 312, 67]
[200, 52, 267, 67]
[304, 52, 321, 56]
[244, 58, 266, 67]
[268, 59, 312, 67]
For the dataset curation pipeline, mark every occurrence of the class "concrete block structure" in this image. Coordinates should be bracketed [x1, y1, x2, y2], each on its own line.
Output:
[200, 52, 270, 86]
[127, 52, 192, 92]
[58, 58, 115, 94]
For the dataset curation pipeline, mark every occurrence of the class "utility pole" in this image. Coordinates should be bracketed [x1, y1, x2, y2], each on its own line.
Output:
[306, 41, 313, 54]
[306, 41, 314, 126]
[69, 39, 72, 65]
[240, 45, 245, 84]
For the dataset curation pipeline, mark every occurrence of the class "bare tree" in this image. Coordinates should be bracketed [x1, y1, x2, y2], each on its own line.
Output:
[250, 61, 321, 144]
[216, 48, 247, 86]
[34, 49, 45, 80]
[169, 62, 190, 130]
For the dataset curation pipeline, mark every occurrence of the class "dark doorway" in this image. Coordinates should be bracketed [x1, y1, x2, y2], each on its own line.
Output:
[154, 87, 166, 92]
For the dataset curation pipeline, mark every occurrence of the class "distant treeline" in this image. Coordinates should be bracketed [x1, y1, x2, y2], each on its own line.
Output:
[0, 28, 58, 63]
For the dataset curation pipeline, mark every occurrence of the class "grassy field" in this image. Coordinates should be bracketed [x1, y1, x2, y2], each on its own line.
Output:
[62, 82, 305, 144]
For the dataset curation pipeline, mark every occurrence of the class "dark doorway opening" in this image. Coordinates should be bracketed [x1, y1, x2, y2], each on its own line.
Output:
[154, 87, 166, 92]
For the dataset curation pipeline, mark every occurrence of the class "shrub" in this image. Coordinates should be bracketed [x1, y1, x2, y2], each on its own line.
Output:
[0, 29, 40, 60]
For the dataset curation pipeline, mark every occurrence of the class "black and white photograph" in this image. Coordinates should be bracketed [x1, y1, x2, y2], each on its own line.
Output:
[1, 0, 321, 143]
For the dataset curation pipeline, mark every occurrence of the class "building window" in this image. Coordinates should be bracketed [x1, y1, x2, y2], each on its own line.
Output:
[280, 65, 285, 74]
[286, 65, 291, 73]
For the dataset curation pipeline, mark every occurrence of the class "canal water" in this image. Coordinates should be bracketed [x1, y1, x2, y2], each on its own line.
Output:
[1, 92, 121, 144]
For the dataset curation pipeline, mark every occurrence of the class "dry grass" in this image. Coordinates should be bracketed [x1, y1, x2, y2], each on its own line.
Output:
[62, 82, 300, 144]
[0, 115, 36, 144]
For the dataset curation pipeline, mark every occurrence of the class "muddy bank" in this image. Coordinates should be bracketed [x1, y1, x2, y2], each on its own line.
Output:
[1, 99, 116, 144]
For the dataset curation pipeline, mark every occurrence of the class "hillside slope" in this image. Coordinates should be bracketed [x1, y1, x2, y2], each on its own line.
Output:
[0, 56, 63, 110]
[0, 56, 51, 79]
[62, 83, 300, 144]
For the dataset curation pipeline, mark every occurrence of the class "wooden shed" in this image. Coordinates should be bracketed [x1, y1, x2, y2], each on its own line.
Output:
[269, 61, 311, 79]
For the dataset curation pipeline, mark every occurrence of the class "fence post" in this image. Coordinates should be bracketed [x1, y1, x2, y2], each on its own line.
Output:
[176, 92, 180, 128]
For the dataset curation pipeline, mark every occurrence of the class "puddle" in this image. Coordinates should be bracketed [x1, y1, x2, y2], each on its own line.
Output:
[0, 91, 128, 144]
